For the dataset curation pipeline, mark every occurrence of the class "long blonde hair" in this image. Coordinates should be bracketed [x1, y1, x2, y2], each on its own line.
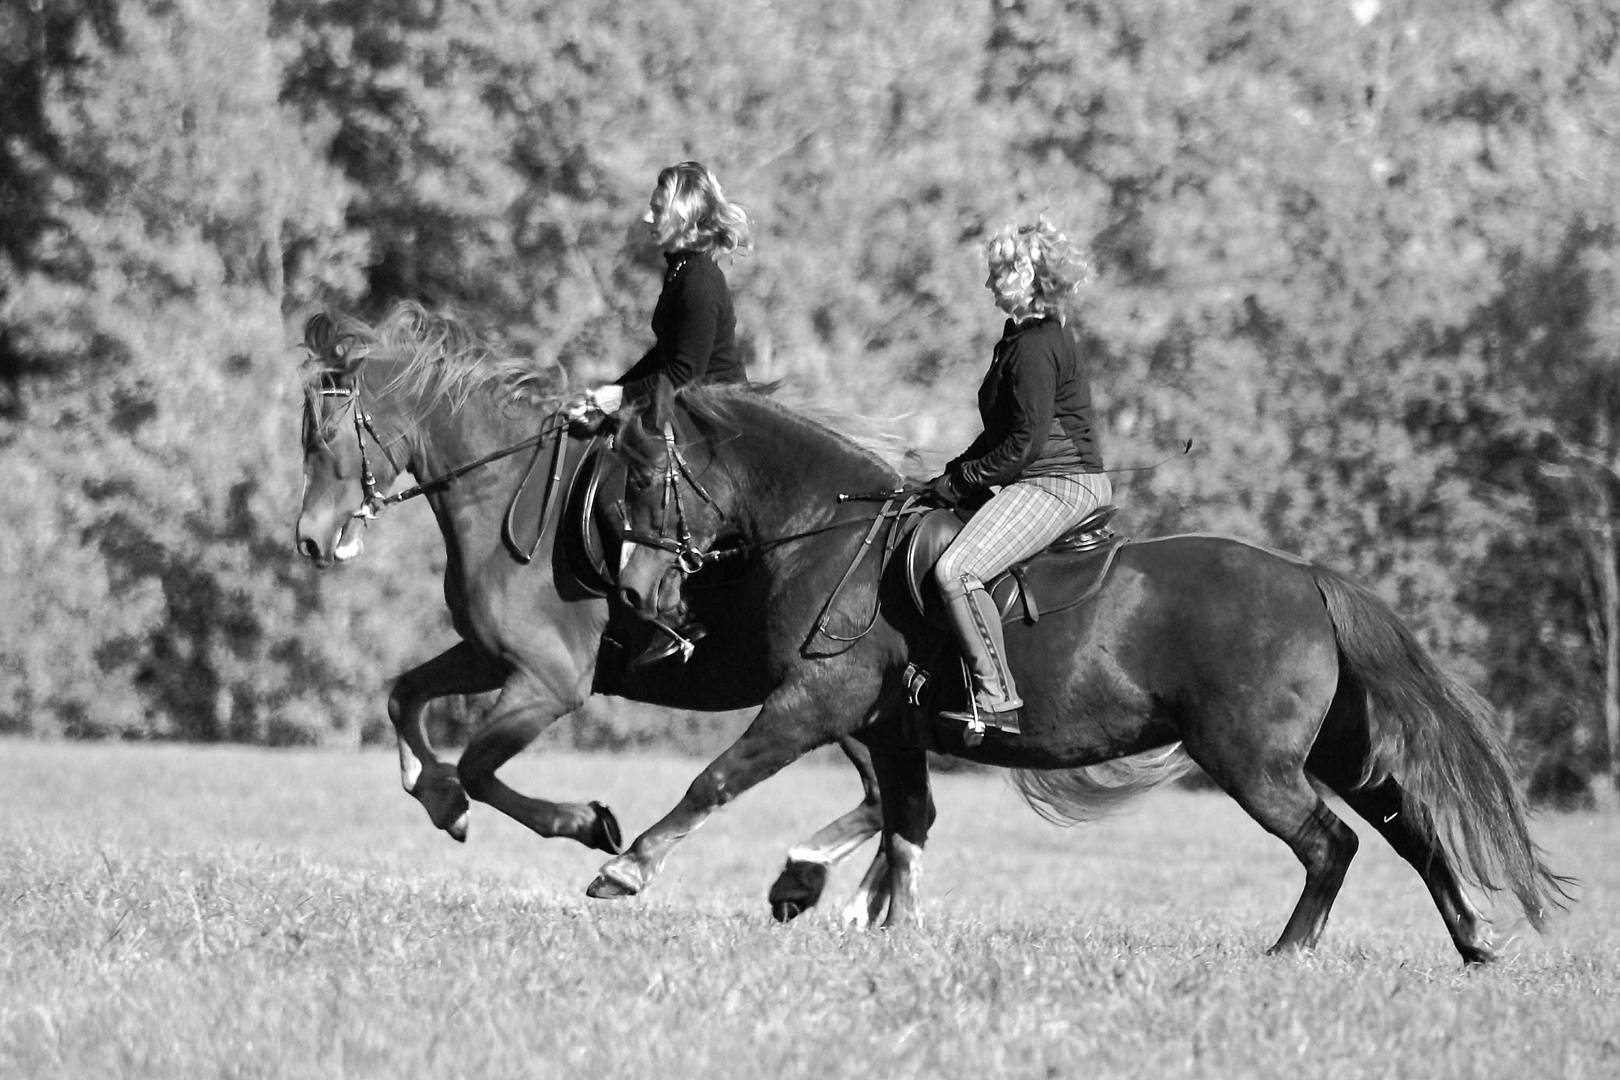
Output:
[986, 217, 1094, 320]
[655, 161, 753, 256]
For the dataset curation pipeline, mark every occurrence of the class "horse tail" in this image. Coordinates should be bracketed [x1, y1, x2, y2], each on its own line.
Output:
[1012, 746, 1195, 827]
[1309, 566, 1575, 929]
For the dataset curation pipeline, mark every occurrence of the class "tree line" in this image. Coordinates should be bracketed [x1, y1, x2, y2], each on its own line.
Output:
[2, 0, 1617, 804]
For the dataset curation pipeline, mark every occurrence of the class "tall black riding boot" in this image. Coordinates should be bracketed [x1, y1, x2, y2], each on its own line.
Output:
[938, 575, 1021, 734]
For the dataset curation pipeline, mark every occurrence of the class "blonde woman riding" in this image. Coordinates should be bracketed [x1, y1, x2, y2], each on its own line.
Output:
[580, 161, 753, 416]
[926, 220, 1109, 734]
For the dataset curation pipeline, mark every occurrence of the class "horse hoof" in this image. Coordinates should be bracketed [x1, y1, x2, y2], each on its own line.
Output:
[446, 812, 469, 843]
[586, 867, 641, 900]
[768, 860, 830, 922]
[589, 801, 624, 855]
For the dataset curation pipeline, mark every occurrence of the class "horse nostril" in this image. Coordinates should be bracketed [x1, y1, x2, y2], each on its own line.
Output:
[297, 536, 321, 561]
[618, 585, 642, 611]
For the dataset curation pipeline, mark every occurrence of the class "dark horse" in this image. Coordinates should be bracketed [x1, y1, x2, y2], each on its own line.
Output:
[293, 305, 889, 919]
[592, 384, 1572, 963]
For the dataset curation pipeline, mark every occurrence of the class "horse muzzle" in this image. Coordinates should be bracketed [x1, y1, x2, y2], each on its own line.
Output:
[616, 541, 687, 622]
[296, 510, 369, 568]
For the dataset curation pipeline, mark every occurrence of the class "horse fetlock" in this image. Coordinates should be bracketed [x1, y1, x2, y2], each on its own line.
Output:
[586, 801, 624, 855]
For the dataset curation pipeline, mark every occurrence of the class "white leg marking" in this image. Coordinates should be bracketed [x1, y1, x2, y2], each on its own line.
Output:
[888, 835, 925, 922]
[398, 739, 423, 792]
[841, 850, 890, 928]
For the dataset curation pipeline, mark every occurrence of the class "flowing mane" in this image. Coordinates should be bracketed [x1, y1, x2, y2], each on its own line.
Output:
[618, 382, 908, 480]
[300, 303, 567, 441]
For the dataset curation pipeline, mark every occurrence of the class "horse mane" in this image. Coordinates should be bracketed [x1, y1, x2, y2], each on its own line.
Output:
[299, 302, 567, 441]
[618, 382, 908, 479]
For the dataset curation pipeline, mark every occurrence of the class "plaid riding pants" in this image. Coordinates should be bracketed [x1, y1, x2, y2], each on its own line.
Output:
[933, 471, 1113, 589]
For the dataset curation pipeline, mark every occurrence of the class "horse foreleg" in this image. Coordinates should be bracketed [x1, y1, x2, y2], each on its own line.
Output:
[388, 643, 507, 841]
[456, 668, 620, 853]
[588, 680, 851, 900]
[869, 746, 935, 929]
[840, 848, 892, 928]
[768, 736, 884, 921]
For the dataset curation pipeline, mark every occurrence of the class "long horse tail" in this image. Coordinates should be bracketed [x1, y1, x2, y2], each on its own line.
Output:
[1309, 566, 1575, 929]
[1012, 746, 1195, 827]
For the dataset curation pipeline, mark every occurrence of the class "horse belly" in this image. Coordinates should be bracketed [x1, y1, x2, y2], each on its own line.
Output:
[995, 594, 1178, 767]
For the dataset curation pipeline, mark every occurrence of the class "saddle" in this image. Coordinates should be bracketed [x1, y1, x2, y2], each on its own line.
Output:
[900, 504, 1126, 629]
[502, 427, 622, 597]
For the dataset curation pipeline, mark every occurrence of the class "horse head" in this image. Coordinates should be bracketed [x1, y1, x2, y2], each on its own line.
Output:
[295, 313, 407, 568]
[610, 386, 740, 624]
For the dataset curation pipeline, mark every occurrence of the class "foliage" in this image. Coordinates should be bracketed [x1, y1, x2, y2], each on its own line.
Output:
[2, 0, 1620, 800]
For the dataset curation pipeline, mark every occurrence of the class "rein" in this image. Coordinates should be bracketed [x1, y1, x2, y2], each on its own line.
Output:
[319, 384, 565, 521]
[623, 420, 930, 645]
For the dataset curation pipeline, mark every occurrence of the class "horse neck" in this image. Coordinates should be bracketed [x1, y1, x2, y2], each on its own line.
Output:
[360, 365, 550, 519]
[722, 403, 901, 541]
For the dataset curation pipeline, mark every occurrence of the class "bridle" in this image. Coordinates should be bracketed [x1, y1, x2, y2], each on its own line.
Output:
[616, 423, 739, 577]
[312, 378, 563, 523]
[315, 382, 398, 522]
[617, 420, 932, 648]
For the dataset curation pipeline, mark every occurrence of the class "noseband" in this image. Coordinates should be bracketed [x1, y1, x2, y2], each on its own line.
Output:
[313, 379, 567, 522]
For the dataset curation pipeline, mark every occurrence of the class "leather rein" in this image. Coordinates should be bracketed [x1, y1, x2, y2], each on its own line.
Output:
[317, 382, 565, 523]
[619, 422, 930, 645]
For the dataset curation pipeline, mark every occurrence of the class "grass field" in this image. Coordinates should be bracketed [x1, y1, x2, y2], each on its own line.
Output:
[2, 738, 1617, 1079]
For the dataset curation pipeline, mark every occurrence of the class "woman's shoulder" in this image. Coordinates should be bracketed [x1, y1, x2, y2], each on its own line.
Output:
[682, 252, 731, 299]
[1004, 316, 1071, 357]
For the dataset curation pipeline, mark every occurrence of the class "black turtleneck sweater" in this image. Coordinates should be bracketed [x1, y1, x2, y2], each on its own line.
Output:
[948, 315, 1104, 489]
[615, 250, 744, 402]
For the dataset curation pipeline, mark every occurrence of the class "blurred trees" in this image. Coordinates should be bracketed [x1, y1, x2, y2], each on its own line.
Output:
[984, 0, 1620, 800]
[2, 0, 1618, 799]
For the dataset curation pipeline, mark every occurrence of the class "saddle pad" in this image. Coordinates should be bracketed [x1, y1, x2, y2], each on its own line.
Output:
[901, 507, 1125, 628]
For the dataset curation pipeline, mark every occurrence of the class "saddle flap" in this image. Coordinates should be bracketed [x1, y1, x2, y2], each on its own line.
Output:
[563, 438, 623, 597]
[500, 427, 621, 596]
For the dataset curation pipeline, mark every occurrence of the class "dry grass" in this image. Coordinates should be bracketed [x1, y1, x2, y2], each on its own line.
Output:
[2, 738, 1617, 1079]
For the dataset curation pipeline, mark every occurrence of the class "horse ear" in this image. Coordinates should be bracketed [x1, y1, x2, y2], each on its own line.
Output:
[303, 312, 336, 360]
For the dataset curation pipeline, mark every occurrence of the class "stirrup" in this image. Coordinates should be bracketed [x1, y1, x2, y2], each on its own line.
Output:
[939, 659, 1020, 743]
[630, 621, 706, 667]
[940, 703, 1021, 742]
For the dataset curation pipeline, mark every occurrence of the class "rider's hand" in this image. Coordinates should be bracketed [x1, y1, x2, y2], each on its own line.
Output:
[924, 472, 962, 508]
[564, 384, 625, 420]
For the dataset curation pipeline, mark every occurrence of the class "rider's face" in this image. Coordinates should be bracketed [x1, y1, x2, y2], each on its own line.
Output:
[644, 187, 674, 248]
[986, 261, 1031, 314]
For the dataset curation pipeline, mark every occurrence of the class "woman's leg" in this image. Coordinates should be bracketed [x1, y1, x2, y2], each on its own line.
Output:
[932, 473, 1111, 730]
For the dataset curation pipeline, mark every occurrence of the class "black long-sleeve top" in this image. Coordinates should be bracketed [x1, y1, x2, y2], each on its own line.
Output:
[947, 315, 1104, 489]
[614, 250, 745, 402]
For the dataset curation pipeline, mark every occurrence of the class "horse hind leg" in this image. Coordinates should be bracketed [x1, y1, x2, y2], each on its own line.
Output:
[1305, 687, 1499, 964]
[1258, 784, 1360, 954]
[1322, 773, 1498, 964]
[1197, 747, 1360, 953]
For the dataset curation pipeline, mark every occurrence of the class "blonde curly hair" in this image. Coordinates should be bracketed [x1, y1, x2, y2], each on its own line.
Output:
[985, 218, 1094, 320]
[654, 161, 754, 256]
